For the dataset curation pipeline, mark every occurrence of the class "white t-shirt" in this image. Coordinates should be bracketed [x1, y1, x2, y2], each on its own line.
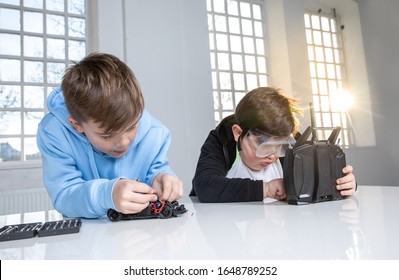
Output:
[226, 152, 283, 182]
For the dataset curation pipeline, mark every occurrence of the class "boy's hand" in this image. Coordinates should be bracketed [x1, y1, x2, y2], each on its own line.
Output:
[152, 173, 183, 202]
[113, 179, 157, 214]
[336, 165, 357, 196]
[263, 178, 286, 200]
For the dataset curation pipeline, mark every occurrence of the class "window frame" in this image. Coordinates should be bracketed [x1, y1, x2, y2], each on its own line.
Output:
[0, 0, 92, 167]
[206, 0, 270, 125]
[304, 9, 353, 148]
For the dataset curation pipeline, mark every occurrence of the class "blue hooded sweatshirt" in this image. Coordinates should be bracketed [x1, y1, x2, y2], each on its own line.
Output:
[37, 87, 175, 218]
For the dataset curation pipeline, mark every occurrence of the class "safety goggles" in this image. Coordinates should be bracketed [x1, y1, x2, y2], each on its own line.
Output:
[245, 129, 296, 158]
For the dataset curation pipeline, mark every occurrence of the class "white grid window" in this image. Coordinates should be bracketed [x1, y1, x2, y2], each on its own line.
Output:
[304, 11, 352, 147]
[0, 0, 87, 162]
[207, 0, 268, 125]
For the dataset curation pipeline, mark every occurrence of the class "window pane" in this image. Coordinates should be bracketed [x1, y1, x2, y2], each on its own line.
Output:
[214, 15, 227, 32]
[209, 52, 215, 69]
[0, 111, 21, 134]
[24, 86, 44, 108]
[0, 138, 21, 161]
[245, 55, 256, 72]
[315, 46, 324, 62]
[0, 8, 20, 31]
[25, 137, 41, 160]
[240, 2, 251, 18]
[323, 32, 332, 47]
[213, 0, 225, 13]
[326, 64, 336, 79]
[24, 61, 44, 83]
[228, 17, 240, 34]
[235, 91, 245, 105]
[68, 40, 86, 61]
[311, 15, 320, 29]
[24, 11, 43, 33]
[227, 0, 238, 15]
[254, 21, 263, 37]
[213, 91, 219, 110]
[231, 54, 243, 71]
[0, 59, 21, 82]
[243, 37, 254, 54]
[47, 62, 65, 84]
[305, 29, 312, 44]
[246, 73, 257, 90]
[221, 92, 233, 110]
[219, 72, 231, 89]
[257, 57, 266, 73]
[241, 19, 252, 36]
[24, 112, 44, 134]
[233, 73, 245, 90]
[256, 39, 264, 55]
[217, 53, 230, 70]
[68, 17, 85, 37]
[253, 4, 261, 20]
[208, 33, 214, 50]
[24, 0, 43, 9]
[321, 17, 330, 31]
[215, 34, 228, 51]
[230, 35, 241, 52]
[0, 33, 20, 55]
[313, 30, 322, 45]
[0, 85, 21, 108]
[47, 14, 65, 35]
[259, 74, 267, 86]
[46, 0, 64, 12]
[325, 48, 333, 63]
[24, 35, 44, 57]
[68, 0, 85, 14]
[47, 38, 65, 59]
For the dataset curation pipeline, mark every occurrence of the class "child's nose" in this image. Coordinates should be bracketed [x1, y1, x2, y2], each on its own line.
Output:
[116, 134, 131, 148]
[266, 153, 279, 161]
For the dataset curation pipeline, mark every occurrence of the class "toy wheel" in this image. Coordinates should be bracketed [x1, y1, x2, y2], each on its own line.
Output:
[107, 209, 122, 222]
[160, 204, 173, 219]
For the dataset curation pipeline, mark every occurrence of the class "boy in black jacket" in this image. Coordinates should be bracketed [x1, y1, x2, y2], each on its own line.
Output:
[190, 87, 356, 202]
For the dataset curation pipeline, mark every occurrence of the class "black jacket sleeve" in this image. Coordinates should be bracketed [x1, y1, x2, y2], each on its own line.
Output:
[190, 129, 264, 202]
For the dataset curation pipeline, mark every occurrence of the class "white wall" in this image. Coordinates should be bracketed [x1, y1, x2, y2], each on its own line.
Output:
[96, 0, 214, 192]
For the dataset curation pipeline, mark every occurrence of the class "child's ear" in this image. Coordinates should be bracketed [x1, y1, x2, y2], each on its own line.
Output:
[231, 124, 243, 142]
[68, 117, 84, 133]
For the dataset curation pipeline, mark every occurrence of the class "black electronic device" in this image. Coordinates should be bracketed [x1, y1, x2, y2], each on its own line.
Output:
[0, 218, 82, 242]
[283, 104, 347, 205]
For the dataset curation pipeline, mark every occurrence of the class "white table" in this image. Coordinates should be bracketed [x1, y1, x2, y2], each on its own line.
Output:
[0, 185, 398, 260]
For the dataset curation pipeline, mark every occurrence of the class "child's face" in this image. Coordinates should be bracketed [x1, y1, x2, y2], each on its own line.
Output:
[232, 124, 286, 171]
[239, 135, 280, 171]
[69, 118, 138, 158]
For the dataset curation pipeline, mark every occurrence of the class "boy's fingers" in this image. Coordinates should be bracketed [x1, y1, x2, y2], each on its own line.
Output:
[130, 182, 155, 194]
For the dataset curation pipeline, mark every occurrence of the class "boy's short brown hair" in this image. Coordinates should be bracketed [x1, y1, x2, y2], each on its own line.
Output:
[235, 87, 300, 137]
[62, 52, 144, 133]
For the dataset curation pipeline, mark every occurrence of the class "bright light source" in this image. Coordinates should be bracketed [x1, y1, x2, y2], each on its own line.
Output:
[330, 89, 353, 112]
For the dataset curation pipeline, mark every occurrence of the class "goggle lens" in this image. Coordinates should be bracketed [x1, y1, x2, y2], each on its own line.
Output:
[247, 129, 295, 158]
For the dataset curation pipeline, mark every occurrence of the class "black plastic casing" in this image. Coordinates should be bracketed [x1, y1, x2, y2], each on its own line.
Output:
[283, 126, 346, 205]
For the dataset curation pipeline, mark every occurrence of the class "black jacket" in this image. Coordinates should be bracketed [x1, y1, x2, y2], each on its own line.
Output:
[190, 115, 264, 202]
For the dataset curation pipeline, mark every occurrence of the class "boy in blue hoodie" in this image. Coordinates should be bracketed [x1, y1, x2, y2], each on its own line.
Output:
[37, 53, 183, 218]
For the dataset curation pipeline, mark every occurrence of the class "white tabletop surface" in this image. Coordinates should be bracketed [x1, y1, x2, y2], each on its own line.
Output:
[0, 185, 398, 260]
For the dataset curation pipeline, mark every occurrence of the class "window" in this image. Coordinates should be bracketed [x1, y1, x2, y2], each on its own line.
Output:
[304, 10, 352, 147]
[207, 0, 268, 125]
[0, 0, 87, 162]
